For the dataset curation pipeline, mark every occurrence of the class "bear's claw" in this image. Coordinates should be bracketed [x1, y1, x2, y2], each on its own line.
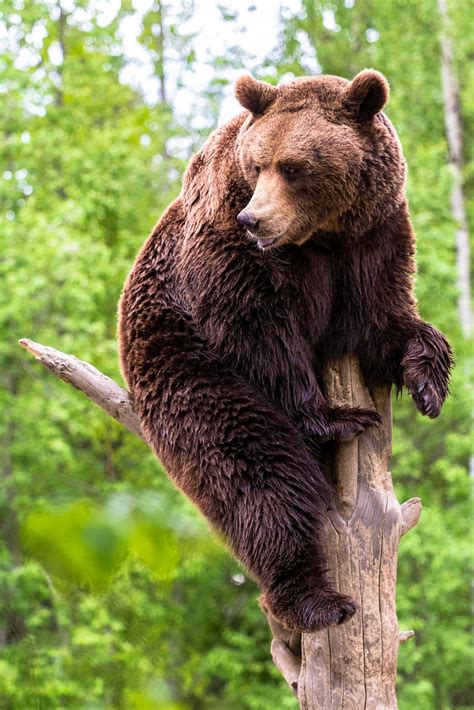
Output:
[297, 592, 358, 631]
[406, 380, 442, 419]
[322, 406, 381, 442]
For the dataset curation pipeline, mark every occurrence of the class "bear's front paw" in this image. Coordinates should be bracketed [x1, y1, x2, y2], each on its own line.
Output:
[265, 589, 358, 633]
[323, 406, 381, 442]
[405, 379, 442, 419]
[298, 405, 380, 443]
[402, 324, 453, 419]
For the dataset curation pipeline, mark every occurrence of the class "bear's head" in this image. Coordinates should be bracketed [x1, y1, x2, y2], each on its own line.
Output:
[235, 70, 406, 250]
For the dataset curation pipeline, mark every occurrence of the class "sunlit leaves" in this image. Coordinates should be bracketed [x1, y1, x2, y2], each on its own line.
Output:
[22, 501, 127, 590]
[21, 494, 202, 590]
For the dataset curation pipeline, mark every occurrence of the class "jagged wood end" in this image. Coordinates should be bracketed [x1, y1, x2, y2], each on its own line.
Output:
[399, 630, 415, 643]
[400, 497, 422, 537]
[271, 638, 300, 696]
[18, 338, 144, 441]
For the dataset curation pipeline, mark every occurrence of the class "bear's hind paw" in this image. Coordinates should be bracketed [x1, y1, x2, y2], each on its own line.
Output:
[294, 591, 358, 632]
[265, 589, 358, 633]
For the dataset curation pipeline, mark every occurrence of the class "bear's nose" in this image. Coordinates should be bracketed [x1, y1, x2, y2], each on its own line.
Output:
[237, 211, 259, 231]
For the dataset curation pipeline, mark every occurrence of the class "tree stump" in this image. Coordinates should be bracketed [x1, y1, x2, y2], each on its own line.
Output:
[270, 357, 421, 709]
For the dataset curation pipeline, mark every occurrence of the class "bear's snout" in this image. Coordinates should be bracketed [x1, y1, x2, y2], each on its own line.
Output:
[237, 210, 260, 232]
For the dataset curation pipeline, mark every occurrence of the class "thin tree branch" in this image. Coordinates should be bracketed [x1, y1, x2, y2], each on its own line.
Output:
[18, 339, 143, 440]
[271, 639, 300, 696]
[260, 600, 301, 693]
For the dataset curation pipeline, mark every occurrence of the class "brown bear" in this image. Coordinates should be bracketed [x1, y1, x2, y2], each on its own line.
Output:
[118, 70, 453, 632]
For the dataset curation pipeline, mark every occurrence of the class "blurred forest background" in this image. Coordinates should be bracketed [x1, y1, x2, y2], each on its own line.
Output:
[0, 1, 472, 708]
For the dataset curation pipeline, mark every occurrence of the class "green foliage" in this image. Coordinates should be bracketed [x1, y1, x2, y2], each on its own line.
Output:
[20, 493, 197, 590]
[0, 1, 471, 708]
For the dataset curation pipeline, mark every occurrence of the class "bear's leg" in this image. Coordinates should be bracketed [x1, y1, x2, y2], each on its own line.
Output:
[130, 318, 357, 633]
[402, 322, 453, 418]
[197, 433, 357, 632]
[228, 481, 357, 632]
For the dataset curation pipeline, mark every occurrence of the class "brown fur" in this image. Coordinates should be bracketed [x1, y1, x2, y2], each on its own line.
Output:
[118, 70, 453, 632]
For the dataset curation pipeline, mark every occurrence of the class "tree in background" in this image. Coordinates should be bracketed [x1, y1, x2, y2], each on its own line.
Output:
[0, 1, 471, 708]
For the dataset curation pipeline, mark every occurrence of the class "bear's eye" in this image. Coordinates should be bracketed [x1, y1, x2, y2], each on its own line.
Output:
[254, 164, 261, 176]
[281, 164, 298, 180]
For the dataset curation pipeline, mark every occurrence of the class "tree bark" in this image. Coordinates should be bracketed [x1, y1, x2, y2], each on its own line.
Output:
[19, 341, 420, 708]
[267, 358, 421, 709]
[438, 0, 472, 338]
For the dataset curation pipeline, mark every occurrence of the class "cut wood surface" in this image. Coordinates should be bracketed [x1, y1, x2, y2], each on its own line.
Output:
[19, 340, 421, 709]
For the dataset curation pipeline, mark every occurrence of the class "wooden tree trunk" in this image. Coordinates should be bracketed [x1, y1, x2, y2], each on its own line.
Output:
[269, 357, 421, 709]
[19, 342, 421, 708]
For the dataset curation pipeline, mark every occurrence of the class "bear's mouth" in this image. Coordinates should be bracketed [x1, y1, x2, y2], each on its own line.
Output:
[256, 235, 278, 250]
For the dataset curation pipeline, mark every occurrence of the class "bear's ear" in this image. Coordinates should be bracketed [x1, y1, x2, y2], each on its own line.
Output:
[235, 74, 278, 117]
[344, 69, 389, 121]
